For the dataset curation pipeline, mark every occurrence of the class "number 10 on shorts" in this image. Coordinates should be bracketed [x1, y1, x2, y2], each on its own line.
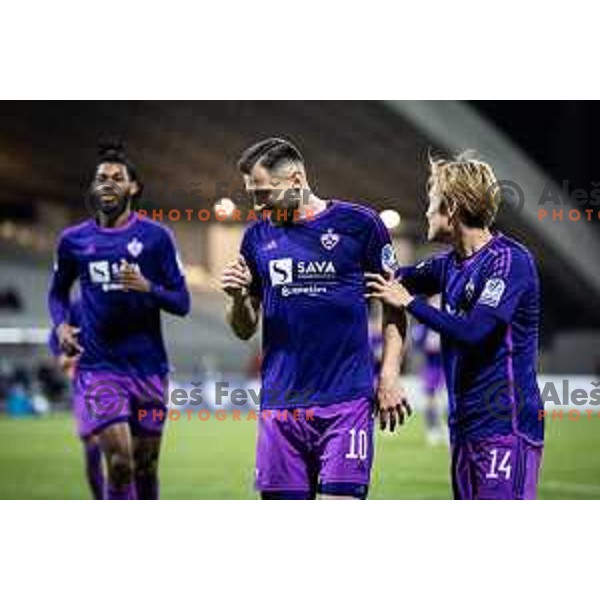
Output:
[345, 428, 368, 460]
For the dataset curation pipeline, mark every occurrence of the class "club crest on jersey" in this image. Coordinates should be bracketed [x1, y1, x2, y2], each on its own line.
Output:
[478, 278, 506, 308]
[320, 228, 339, 251]
[127, 237, 143, 258]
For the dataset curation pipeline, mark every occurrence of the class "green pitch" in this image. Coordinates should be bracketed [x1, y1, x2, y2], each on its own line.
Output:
[0, 413, 598, 499]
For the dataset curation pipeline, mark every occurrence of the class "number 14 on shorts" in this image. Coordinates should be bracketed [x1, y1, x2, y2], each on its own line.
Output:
[486, 449, 512, 480]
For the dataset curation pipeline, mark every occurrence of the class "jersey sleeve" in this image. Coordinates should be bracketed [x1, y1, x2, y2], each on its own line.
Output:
[48, 327, 61, 357]
[149, 228, 191, 316]
[240, 227, 262, 298]
[475, 248, 531, 323]
[395, 253, 446, 296]
[159, 229, 186, 286]
[48, 234, 78, 328]
[362, 211, 398, 274]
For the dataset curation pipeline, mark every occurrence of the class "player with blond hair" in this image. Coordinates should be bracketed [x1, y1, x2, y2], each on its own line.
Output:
[367, 152, 544, 499]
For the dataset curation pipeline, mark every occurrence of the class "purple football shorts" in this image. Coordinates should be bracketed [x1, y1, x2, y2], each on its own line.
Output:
[451, 434, 543, 500]
[255, 397, 374, 499]
[73, 370, 168, 439]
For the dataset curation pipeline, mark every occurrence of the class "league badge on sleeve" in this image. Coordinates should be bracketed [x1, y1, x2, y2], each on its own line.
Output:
[381, 243, 399, 271]
[478, 278, 506, 308]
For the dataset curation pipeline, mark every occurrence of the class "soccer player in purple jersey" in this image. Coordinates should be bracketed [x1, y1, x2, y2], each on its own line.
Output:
[48, 143, 190, 500]
[367, 153, 544, 500]
[222, 138, 411, 500]
[49, 299, 105, 499]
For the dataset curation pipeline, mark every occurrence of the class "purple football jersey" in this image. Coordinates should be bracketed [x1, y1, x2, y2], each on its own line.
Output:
[241, 200, 395, 409]
[398, 233, 544, 445]
[48, 212, 190, 376]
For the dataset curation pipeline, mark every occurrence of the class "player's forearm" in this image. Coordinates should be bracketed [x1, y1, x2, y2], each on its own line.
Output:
[226, 295, 259, 340]
[150, 283, 191, 316]
[407, 297, 498, 346]
[48, 276, 71, 328]
[379, 304, 407, 380]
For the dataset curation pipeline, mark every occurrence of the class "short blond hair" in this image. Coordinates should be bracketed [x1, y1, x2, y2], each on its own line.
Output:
[428, 151, 501, 228]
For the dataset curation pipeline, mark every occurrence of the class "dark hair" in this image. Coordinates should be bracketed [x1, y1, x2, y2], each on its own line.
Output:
[237, 137, 304, 175]
[96, 138, 143, 201]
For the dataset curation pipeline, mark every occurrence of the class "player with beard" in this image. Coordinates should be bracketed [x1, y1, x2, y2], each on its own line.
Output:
[222, 138, 411, 500]
[48, 142, 190, 500]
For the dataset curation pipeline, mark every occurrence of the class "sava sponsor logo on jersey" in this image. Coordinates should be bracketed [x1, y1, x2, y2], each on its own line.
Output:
[268, 258, 336, 286]
[268, 258, 293, 285]
[89, 260, 111, 283]
[88, 259, 140, 291]
[478, 278, 506, 308]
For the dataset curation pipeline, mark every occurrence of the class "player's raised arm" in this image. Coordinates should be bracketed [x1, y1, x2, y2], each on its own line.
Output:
[367, 249, 530, 347]
[223, 254, 260, 340]
[119, 228, 191, 316]
[394, 253, 446, 297]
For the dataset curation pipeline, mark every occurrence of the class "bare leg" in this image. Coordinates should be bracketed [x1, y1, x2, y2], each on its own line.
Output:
[99, 422, 134, 500]
[133, 434, 162, 500]
[82, 433, 104, 499]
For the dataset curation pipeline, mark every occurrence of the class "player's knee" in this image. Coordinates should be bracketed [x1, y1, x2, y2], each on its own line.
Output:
[108, 452, 133, 485]
[134, 450, 159, 478]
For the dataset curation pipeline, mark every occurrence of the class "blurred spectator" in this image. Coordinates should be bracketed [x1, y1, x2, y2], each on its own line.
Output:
[7, 383, 34, 417]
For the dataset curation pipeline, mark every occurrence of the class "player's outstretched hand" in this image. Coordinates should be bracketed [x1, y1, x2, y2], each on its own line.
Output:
[365, 272, 414, 308]
[375, 375, 412, 432]
[221, 255, 253, 299]
[57, 323, 83, 357]
[118, 260, 151, 292]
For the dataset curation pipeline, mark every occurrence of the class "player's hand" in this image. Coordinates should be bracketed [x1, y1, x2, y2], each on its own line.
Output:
[221, 255, 252, 300]
[365, 272, 414, 308]
[58, 353, 78, 378]
[118, 261, 151, 293]
[56, 323, 83, 357]
[375, 374, 412, 432]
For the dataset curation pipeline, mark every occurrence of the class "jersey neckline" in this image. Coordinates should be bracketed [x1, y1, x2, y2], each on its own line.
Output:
[454, 232, 502, 266]
[92, 211, 139, 234]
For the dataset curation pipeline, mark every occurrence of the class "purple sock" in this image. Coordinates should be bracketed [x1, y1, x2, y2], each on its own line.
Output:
[106, 482, 136, 500]
[84, 441, 105, 500]
[135, 473, 159, 500]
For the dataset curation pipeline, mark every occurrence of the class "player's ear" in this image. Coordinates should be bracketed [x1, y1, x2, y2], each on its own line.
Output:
[290, 169, 303, 189]
[129, 180, 140, 198]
